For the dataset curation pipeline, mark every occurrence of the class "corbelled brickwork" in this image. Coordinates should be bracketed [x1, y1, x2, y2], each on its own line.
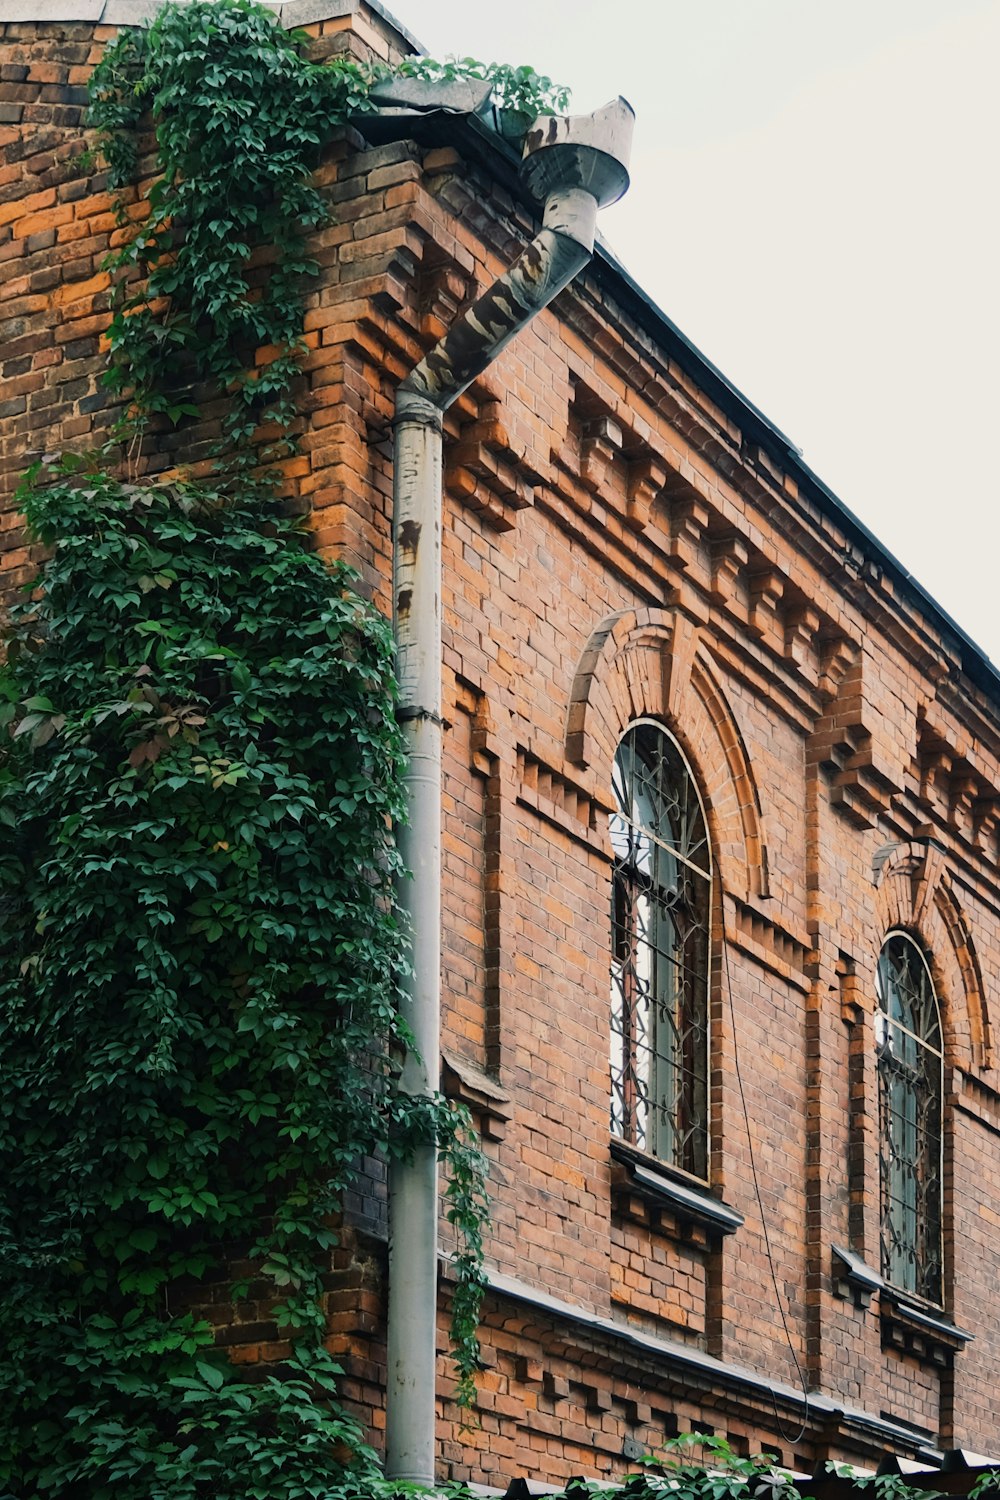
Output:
[5, 2, 1000, 1486]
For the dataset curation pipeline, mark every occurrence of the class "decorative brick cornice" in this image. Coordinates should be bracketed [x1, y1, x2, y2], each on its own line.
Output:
[477, 1268, 943, 1462]
[0, 0, 420, 49]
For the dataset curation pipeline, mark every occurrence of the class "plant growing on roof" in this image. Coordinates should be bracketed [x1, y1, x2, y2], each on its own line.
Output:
[395, 54, 570, 114]
[87, 0, 570, 460]
[542, 1438, 947, 1500]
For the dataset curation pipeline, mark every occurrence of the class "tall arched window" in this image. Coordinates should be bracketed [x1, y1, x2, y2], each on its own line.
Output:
[876, 932, 943, 1303]
[610, 721, 711, 1178]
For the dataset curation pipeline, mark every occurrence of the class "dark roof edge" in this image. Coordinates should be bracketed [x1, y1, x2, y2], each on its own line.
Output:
[0, 0, 422, 48]
[363, 0, 419, 49]
[596, 240, 1000, 699]
[387, 107, 1000, 706]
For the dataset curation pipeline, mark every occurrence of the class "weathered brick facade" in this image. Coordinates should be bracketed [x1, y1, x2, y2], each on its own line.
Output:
[3, 0, 1000, 1484]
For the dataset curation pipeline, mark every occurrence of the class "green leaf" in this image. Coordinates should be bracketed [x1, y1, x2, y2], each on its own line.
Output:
[195, 1359, 225, 1390]
[0, 5, 495, 1483]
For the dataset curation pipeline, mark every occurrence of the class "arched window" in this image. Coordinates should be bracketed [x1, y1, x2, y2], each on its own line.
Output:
[610, 721, 710, 1177]
[876, 932, 943, 1303]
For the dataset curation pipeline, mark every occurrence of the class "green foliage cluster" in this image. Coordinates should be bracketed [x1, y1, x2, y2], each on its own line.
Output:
[0, 0, 540, 1487]
[0, 458, 487, 1492]
[395, 55, 570, 117]
[89, 0, 377, 452]
[87, 0, 570, 456]
[540, 1436, 994, 1500]
[636, 1436, 801, 1499]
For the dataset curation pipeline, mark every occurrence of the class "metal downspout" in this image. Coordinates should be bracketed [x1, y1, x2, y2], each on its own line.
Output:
[387, 97, 634, 1485]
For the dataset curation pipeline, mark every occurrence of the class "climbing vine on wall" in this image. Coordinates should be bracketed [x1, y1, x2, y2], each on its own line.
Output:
[0, 0, 521, 1490]
[88, 0, 569, 458]
[89, 0, 375, 454]
[0, 462, 448, 1493]
[0, 465, 489, 1491]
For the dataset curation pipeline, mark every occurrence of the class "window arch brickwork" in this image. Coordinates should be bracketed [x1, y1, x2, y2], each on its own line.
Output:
[874, 839, 992, 1072]
[565, 607, 769, 903]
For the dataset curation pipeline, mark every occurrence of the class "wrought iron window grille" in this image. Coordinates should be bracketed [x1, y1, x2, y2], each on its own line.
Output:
[876, 931, 944, 1306]
[609, 720, 710, 1180]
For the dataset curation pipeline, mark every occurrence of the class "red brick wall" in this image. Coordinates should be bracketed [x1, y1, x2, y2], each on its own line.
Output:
[5, 7, 1000, 1485]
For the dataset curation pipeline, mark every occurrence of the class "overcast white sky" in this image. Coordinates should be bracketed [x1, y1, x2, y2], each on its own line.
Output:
[396, 0, 1000, 667]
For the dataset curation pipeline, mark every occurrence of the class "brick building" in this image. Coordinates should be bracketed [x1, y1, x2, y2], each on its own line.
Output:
[2, 0, 1000, 1486]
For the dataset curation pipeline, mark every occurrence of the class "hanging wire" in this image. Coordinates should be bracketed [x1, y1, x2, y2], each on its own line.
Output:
[722, 931, 810, 1450]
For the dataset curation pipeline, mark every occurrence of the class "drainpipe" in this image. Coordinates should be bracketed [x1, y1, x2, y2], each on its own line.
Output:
[387, 97, 634, 1486]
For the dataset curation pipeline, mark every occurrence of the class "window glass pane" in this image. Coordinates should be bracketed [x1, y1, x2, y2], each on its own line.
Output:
[610, 722, 710, 1177]
[876, 932, 943, 1303]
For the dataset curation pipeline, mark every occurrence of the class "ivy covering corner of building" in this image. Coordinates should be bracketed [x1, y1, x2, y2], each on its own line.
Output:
[4, 2, 1000, 1497]
[0, 0, 514, 1491]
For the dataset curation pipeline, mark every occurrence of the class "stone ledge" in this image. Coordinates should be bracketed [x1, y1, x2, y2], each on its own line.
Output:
[832, 1243, 883, 1309]
[479, 1266, 941, 1461]
[610, 1138, 744, 1239]
[0, 0, 421, 49]
[831, 1244, 973, 1363]
[441, 1049, 512, 1141]
[880, 1285, 973, 1366]
[0, 0, 105, 17]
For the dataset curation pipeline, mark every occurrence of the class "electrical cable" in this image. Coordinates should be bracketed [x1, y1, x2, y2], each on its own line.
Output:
[722, 931, 810, 1451]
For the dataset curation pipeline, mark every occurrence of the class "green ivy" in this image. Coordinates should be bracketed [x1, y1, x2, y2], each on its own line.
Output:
[0, 459, 483, 1492]
[544, 1436, 950, 1500]
[395, 55, 570, 115]
[0, 0, 575, 1486]
[88, 0, 377, 454]
[87, 0, 570, 460]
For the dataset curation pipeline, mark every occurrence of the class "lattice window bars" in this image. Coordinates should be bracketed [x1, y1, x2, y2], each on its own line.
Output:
[610, 721, 711, 1179]
[876, 931, 944, 1304]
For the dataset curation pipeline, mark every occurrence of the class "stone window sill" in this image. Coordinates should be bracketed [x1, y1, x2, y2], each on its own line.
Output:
[610, 1139, 743, 1243]
[441, 1051, 512, 1141]
[831, 1246, 972, 1365]
[832, 1243, 883, 1308]
[880, 1285, 972, 1365]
